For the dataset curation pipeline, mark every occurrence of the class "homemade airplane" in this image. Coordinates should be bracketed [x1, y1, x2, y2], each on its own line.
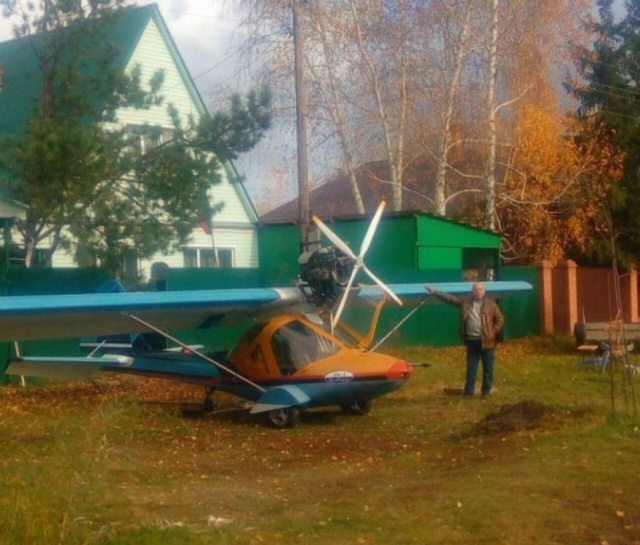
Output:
[0, 203, 532, 428]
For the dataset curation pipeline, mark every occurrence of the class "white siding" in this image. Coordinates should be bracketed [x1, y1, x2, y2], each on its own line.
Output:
[50, 249, 76, 268]
[115, 19, 202, 127]
[139, 228, 258, 275]
[210, 175, 254, 224]
[32, 13, 259, 272]
[187, 228, 258, 267]
[50, 227, 258, 273]
[0, 200, 27, 219]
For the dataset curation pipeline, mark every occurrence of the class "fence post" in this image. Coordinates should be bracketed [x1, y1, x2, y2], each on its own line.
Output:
[621, 266, 638, 323]
[554, 260, 578, 335]
[539, 261, 554, 335]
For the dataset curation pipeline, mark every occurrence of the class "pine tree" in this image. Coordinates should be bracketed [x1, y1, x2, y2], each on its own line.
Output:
[569, 0, 640, 263]
[0, 1, 271, 272]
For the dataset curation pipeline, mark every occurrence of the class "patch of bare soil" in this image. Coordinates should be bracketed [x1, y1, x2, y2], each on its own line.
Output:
[463, 399, 592, 437]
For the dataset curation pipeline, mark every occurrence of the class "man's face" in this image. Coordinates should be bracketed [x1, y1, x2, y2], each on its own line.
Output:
[472, 283, 485, 300]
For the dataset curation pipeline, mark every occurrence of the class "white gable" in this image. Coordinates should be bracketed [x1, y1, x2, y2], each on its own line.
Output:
[115, 17, 203, 127]
[50, 15, 260, 274]
[114, 16, 257, 227]
[10, 7, 261, 275]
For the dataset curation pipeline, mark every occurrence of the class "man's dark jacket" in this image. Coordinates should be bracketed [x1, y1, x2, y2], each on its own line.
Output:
[430, 290, 504, 349]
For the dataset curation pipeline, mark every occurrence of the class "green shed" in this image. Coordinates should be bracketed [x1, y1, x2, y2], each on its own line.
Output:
[259, 211, 537, 347]
[260, 211, 502, 284]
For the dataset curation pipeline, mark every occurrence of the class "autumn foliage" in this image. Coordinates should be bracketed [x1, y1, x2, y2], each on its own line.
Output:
[498, 105, 623, 265]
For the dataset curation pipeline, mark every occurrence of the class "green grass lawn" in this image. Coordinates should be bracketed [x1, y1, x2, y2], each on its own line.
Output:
[0, 336, 638, 545]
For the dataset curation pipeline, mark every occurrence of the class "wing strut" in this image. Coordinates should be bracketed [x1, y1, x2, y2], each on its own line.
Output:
[369, 297, 430, 352]
[122, 312, 266, 393]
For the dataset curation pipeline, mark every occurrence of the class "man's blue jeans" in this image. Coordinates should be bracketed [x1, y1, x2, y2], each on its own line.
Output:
[464, 339, 494, 397]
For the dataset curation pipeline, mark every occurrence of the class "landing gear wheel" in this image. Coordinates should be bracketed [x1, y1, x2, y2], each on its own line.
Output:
[203, 398, 215, 413]
[262, 407, 301, 429]
[181, 404, 205, 418]
[340, 400, 372, 415]
[202, 388, 215, 413]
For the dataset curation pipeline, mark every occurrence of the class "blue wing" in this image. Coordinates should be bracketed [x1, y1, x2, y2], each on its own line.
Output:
[0, 281, 531, 343]
[0, 287, 307, 342]
[364, 280, 532, 304]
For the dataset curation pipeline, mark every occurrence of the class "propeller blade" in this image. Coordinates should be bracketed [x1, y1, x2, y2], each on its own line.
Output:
[312, 215, 357, 259]
[332, 264, 360, 328]
[312, 201, 401, 326]
[362, 264, 403, 306]
[359, 201, 386, 257]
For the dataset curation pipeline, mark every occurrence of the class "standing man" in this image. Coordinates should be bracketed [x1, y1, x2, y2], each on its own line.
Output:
[427, 282, 504, 397]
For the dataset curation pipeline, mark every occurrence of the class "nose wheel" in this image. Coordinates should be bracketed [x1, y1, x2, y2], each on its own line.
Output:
[180, 387, 216, 418]
[262, 407, 301, 429]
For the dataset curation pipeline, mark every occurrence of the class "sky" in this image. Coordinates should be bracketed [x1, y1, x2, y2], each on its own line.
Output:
[0, 0, 297, 213]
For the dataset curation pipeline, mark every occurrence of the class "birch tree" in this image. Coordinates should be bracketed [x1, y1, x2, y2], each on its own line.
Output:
[240, 0, 418, 212]
[241, 0, 594, 260]
[346, 0, 410, 211]
[307, 2, 365, 214]
[430, 1, 473, 217]
[471, 0, 591, 231]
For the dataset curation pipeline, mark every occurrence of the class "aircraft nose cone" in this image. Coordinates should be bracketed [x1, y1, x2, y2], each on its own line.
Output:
[387, 360, 412, 381]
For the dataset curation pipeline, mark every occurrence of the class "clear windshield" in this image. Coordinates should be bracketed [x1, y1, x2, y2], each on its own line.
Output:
[227, 322, 266, 360]
[271, 320, 339, 375]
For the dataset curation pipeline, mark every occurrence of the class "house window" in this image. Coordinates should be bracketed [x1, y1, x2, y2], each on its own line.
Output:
[32, 249, 51, 268]
[183, 248, 234, 268]
[125, 124, 174, 155]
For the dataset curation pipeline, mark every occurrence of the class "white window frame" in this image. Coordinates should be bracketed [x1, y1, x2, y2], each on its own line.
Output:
[125, 124, 174, 155]
[183, 247, 235, 269]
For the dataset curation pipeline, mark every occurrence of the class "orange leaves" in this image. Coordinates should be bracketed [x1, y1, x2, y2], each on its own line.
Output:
[499, 105, 623, 264]
[513, 106, 575, 187]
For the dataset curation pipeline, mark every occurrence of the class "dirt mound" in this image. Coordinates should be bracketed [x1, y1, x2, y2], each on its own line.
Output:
[465, 400, 560, 437]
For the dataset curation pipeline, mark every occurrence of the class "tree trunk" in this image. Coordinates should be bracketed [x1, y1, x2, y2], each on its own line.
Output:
[434, 6, 471, 217]
[485, 0, 499, 231]
[292, 1, 311, 250]
[349, 0, 405, 212]
[312, 5, 365, 214]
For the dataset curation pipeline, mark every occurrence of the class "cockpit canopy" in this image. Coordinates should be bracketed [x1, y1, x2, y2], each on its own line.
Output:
[271, 319, 340, 375]
[228, 315, 341, 377]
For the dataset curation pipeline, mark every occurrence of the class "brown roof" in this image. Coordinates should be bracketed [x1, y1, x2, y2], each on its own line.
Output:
[260, 160, 442, 223]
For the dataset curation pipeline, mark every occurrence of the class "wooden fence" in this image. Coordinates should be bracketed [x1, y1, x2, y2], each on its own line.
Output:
[539, 260, 638, 335]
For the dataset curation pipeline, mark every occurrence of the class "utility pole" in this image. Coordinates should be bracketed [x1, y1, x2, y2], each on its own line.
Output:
[292, 1, 317, 253]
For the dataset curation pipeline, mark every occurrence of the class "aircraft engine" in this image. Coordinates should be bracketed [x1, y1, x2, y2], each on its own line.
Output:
[298, 247, 354, 308]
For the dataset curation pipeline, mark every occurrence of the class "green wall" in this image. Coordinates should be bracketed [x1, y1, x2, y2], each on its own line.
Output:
[416, 215, 500, 248]
[500, 266, 540, 339]
[4, 267, 111, 296]
[259, 214, 502, 282]
[315, 216, 418, 272]
[258, 216, 535, 348]
[418, 246, 461, 269]
[258, 225, 301, 286]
